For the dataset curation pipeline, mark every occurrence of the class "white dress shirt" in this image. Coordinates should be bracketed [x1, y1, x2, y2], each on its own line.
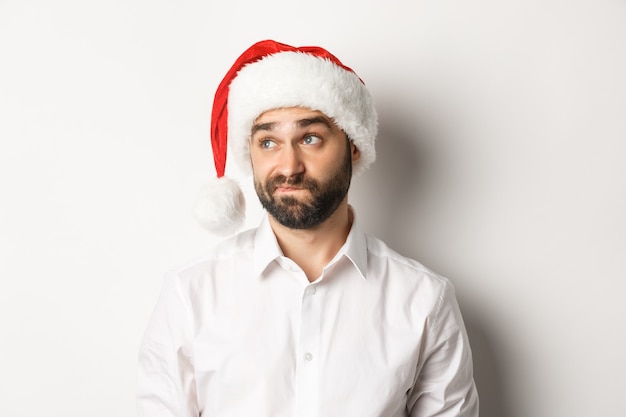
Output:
[137, 213, 479, 417]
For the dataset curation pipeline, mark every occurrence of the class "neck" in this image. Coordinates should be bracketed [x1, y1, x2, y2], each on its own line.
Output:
[268, 199, 353, 282]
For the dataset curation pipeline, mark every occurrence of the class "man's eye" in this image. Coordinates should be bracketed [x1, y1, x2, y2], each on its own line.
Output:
[302, 135, 321, 145]
[261, 140, 276, 149]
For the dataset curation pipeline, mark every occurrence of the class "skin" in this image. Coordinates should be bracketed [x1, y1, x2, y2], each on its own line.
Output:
[249, 107, 361, 282]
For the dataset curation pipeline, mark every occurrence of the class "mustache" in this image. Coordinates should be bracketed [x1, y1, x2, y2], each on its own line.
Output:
[266, 174, 320, 193]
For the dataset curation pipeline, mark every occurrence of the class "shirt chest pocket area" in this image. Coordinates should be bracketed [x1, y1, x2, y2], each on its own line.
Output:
[192, 339, 282, 389]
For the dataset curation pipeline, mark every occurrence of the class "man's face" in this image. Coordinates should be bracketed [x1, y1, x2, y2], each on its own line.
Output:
[249, 107, 360, 229]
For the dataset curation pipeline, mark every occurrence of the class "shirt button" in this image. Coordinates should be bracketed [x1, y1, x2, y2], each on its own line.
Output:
[306, 286, 317, 295]
[304, 352, 313, 361]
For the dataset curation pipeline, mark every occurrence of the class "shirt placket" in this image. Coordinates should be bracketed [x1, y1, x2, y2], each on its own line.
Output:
[294, 281, 322, 417]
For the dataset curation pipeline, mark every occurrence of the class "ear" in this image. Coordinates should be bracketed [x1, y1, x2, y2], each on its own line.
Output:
[350, 141, 361, 163]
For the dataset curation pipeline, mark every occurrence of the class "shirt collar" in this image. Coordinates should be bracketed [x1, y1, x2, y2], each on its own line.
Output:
[252, 215, 285, 277]
[252, 207, 368, 280]
[334, 209, 368, 279]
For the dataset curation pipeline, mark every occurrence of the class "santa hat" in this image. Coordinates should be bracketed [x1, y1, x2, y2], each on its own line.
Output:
[194, 40, 378, 235]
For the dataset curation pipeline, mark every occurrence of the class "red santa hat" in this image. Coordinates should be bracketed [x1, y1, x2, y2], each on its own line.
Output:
[194, 40, 378, 235]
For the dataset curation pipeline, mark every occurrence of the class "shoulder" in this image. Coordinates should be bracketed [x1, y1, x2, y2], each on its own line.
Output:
[167, 227, 257, 286]
[364, 234, 453, 315]
[365, 234, 445, 282]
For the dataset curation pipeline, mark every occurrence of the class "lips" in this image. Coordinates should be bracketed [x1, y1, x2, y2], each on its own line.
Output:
[275, 185, 305, 192]
[266, 174, 319, 195]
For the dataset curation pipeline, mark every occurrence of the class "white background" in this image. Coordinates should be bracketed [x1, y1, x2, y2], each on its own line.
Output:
[1, 1, 625, 416]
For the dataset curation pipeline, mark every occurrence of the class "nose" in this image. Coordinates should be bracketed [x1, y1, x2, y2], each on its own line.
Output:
[276, 144, 304, 178]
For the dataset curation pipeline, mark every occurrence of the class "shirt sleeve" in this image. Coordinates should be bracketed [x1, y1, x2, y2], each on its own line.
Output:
[137, 272, 199, 417]
[406, 280, 479, 417]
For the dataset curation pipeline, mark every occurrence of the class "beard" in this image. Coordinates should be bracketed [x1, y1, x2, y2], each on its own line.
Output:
[254, 141, 352, 230]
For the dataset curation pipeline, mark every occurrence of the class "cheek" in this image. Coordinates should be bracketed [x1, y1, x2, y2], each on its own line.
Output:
[318, 151, 348, 175]
[249, 152, 269, 176]
[251, 166, 265, 186]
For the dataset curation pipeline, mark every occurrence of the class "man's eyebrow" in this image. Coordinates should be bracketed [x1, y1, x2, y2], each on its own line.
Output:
[297, 116, 332, 129]
[251, 122, 276, 136]
[251, 116, 332, 136]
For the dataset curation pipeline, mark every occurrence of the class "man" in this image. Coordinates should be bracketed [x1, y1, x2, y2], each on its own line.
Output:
[137, 40, 479, 416]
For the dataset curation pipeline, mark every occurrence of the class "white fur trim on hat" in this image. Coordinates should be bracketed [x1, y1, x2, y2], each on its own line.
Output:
[227, 51, 377, 177]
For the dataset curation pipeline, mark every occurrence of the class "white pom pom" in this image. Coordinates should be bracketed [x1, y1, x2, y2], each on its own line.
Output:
[193, 176, 246, 236]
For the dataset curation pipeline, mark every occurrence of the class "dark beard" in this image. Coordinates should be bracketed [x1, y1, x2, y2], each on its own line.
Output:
[254, 141, 352, 229]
